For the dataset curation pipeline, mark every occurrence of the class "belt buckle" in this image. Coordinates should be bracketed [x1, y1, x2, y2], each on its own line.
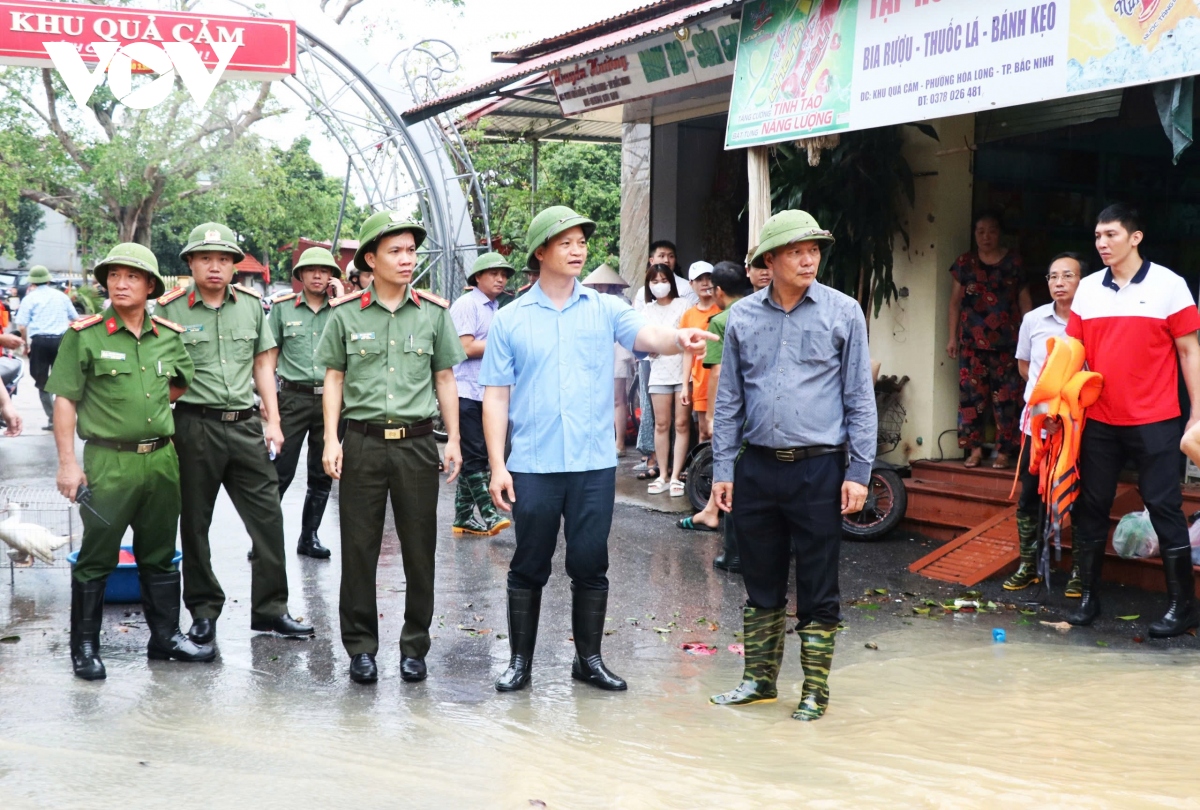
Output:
[313, 386, 324, 395]
[136, 441, 155, 454]
[384, 427, 406, 440]
[220, 411, 238, 422]
[775, 449, 796, 462]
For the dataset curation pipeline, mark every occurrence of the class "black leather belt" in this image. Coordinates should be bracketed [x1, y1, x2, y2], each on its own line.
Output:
[280, 379, 324, 395]
[752, 444, 845, 462]
[345, 418, 433, 441]
[174, 402, 257, 422]
[87, 437, 171, 454]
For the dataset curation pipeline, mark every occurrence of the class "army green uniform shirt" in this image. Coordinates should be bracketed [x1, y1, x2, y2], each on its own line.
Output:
[317, 286, 465, 424]
[45, 308, 194, 441]
[157, 285, 275, 409]
[269, 292, 331, 386]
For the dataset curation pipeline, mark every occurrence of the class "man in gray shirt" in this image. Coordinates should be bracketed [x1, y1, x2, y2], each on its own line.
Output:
[709, 210, 876, 722]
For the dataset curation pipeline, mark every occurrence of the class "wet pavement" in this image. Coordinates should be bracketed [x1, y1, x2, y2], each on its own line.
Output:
[2, 364, 1199, 808]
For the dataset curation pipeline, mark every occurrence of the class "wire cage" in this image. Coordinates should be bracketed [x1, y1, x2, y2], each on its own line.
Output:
[876, 394, 907, 455]
[0, 486, 79, 586]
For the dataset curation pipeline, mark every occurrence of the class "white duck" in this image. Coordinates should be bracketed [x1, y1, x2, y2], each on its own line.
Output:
[0, 506, 73, 565]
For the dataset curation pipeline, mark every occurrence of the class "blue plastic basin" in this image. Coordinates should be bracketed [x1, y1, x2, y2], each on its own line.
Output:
[66, 545, 183, 604]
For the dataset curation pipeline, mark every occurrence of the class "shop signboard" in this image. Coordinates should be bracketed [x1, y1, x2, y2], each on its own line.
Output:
[726, 0, 1200, 149]
[550, 13, 741, 116]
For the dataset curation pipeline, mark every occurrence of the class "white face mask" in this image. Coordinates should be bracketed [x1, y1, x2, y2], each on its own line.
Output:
[649, 282, 672, 300]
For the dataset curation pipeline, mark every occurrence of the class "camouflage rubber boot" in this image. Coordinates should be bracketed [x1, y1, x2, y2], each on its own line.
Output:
[452, 477, 490, 536]
[1064, 563, 1082, 599]
[710, 606, 786, 705]
[1002, 513, 1042, 590]
[793, 622, 838, 721]
[470, 471, 511, 533]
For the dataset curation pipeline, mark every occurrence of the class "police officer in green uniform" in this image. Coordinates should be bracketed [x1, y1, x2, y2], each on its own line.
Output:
[158, 222, 312, 645]
[267, 247, 343, 559]
[48, 243, 215, 680]
[318, 211, 466, 685]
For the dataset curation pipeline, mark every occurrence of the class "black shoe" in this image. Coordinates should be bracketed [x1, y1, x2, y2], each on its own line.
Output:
[349, 653, 377, 684]
[714, 517, 742, 573]
[712, 551, 741, 573]
[1149, 548, 1200, 638]
[250, 613, 314, 637]
[70, 578, 107, 681]
[1066, 541, 1104, 627]
[187, 617, 216, 645]
[495, 588, 541, 692]
[570, 586, 627, 691]
[141, 572, 216, 662]
[399, 655, 427, 682]
[297, 532, 332, 559]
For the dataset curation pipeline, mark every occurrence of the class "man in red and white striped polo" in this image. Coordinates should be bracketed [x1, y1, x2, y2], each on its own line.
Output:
[1065, 204, 1200, 636]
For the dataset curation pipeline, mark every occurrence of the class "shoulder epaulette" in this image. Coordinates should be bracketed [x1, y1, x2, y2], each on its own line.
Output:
[414, 289, 449, 308]
[233, 283, 262, 299]
[71, 314, 103, 331]
[270, 292, 297, 304]
[151, 314, 185, 333]
[330, 291, 362, 307]
[157, 287, 187, 306]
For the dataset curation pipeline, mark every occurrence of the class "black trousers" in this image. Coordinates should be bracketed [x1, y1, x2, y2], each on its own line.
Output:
[29, 333, 61, 390]
[273, 387, 332, 499]
[508, 469, 615, 591]
[1073, 419, 1189, 553]
[733, 447, 843, 626]
[459, 397, 488, 475]
[1016, 433, 1041, 518]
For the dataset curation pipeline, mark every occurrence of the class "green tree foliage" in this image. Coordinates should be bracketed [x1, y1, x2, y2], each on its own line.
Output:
[4, 198, 46, 267]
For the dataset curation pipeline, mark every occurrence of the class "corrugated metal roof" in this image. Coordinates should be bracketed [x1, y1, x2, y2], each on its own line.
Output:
[402, 0, 738, 123]
[462, 75, 623, 143]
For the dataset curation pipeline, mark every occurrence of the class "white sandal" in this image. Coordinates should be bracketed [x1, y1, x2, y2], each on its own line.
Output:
[647, 478, 669, 495]
[669, 480, 685, 497]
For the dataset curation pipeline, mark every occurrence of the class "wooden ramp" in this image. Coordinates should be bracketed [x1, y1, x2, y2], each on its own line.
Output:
[908, 505, 1021, 586]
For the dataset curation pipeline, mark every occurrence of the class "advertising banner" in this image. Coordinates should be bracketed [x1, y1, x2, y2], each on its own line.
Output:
[550, 13, 741, 116]
[726, 0, 1200, 149]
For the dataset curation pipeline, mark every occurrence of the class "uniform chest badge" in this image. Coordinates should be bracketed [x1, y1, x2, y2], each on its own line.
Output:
[184, 324, 204, 332]
[350, 332, 376, 341]
[100, 350, 126, 361]
[286, 321, 303, 327]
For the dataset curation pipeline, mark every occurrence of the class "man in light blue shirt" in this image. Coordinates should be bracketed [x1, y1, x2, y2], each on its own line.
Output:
[15, 265, 77, 429]
[480, 205, 715, 694]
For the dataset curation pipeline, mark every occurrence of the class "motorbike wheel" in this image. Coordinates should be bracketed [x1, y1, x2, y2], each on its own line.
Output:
[684, 444, 713, 513]
[432, 411, 447, 443]
[842, 469, 907, 541]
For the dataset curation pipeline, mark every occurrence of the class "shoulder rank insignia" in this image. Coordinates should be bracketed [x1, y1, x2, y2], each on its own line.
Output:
[157, 286, 187, 306]
[151, 315, 185, 333]
[270, 291, 297, 305]
[71, 313, 104, 331]
[414, 289, 449, 308]
[330, 291, 362, 307]
[232, 283, 262, 299]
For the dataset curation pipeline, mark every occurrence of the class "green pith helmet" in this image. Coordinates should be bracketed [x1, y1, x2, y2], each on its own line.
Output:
[467, 251, 515, 286]
[180, 222, 245, 262]
[524, 205, 595, 271]
[26, 265, 52, 284]
[749, 209, 834, 269]
[354, 211, 427, 273]
[93, 242, 167, 298]
[292, 246, 343, 280]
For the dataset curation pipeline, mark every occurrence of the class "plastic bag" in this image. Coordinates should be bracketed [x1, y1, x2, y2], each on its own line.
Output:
[1113, 509, 1159, 559]
[1189, 516, 1200, 566]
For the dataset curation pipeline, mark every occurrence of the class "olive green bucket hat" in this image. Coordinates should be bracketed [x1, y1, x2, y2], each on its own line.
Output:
[467, 251, 515, 286]
[525, 206, 596, 271]
[26, 265, 52, 285]
[749, 210, 834, 269]
[179, 221, 245, 262]
[353, 211, 427, 273]
[94, 242, 167, 298]
[292, 246, 343, 280]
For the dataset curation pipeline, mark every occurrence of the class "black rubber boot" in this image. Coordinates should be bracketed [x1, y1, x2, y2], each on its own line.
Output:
[1066, 540, 1105, 627]
[1148, 548, 1200, 638]
[495, 588, 541, 692]
[296, 488, 332, 559]
[570, 586, 626, 691]
[70, 577, 107, 681]
[713, 516, 741, 573]
[140, 572, 216, 662]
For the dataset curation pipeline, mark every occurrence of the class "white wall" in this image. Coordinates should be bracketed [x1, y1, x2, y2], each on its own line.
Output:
[0, 205, 81, 276]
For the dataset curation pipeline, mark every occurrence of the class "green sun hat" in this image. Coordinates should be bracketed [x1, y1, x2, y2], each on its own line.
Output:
[179, 222, 245, 262]
[26, 265, 52, 285]
[524, 206, 596, 271]
[292, 246, 343, 280]
[353, 211, 427, 273]
[467, 251, 515, 286]
[93, 242, 167, 298]
[749, 210, 834, 269]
